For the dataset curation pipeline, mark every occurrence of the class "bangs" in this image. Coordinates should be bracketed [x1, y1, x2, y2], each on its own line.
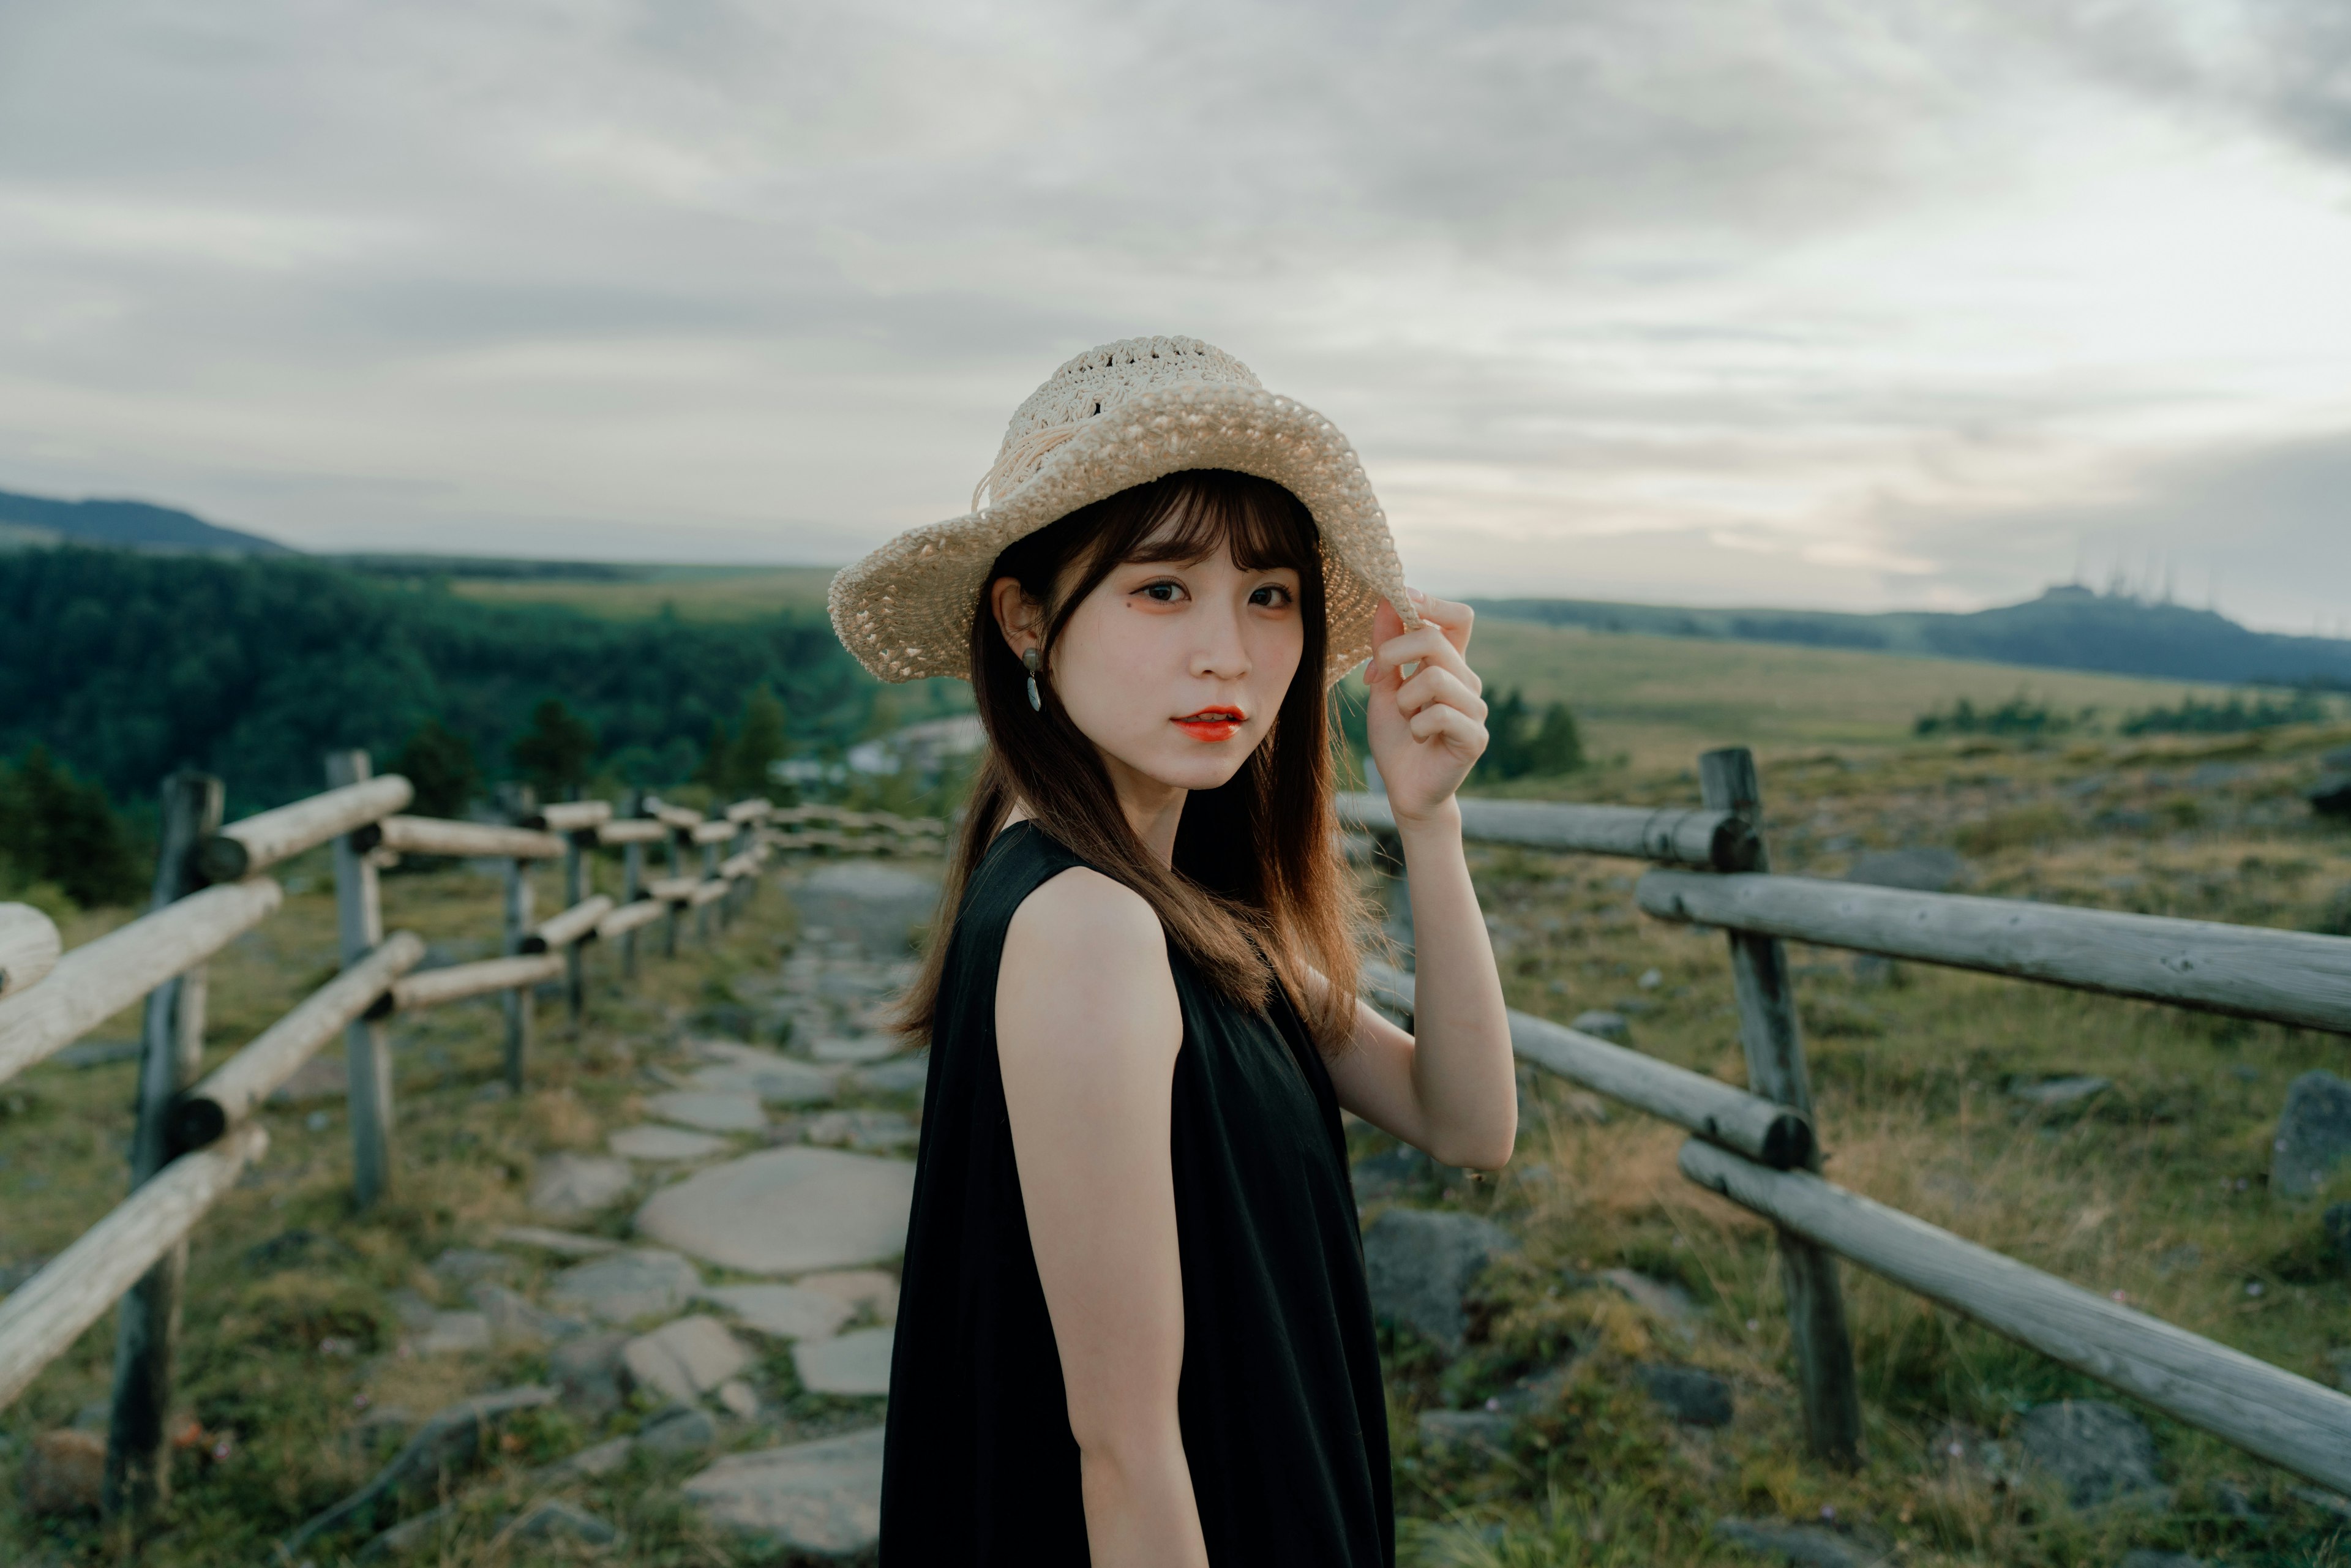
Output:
[1119, 471, 1321, 575]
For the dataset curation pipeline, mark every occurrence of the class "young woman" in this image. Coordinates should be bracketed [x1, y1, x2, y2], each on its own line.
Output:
[828, 336, 1515, 1565]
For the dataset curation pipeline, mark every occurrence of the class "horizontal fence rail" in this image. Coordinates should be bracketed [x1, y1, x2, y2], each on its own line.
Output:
[595, 898, 666, 941]
[197, 776, 414, 882]
[1637, 871, 2351, 1036]
[1340, 792, 1759, 872]
[370, 816, 564, 860]
[0, 1123, 269, 1411]
[523, 895, 614, 954]
[0, 904, 62, 999]
[388, 953, 566, 1013]
[1678, 1140, 2351, 1492]
[0, 880, 284, 1089]
[1362, 962, 1813, 1170]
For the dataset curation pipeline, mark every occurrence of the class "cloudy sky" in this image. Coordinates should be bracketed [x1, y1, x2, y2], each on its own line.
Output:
[3, 1, 2349, 631]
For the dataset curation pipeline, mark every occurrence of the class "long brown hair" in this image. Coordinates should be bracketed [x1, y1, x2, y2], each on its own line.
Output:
[896, 469, 1368, 1056]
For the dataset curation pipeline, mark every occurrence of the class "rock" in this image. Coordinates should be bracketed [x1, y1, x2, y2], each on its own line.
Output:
[413, 1310, 492, 1356]
[636, 1147, 915, 1275]
[269, 1052, 348, 1103]
[550, 1331, 632, 1417]
[700, 1282, 855, 1341]
[546, 1434, 636, 1479]
[546, 1248, 703, 1324]
[691, 1054, 840, 1107]
[2010, 1076, 2112, 1109]
[610, 1123, 731, 1161]
[801, 1109, 919, 1152]
[2116, 1553, 2203, 1568]
[683, 1425, 887, 1556]
[637, 1405, 719, 1457]
[1636, 1363, 1733, 1426]
[1602, 1268, 1695, 1323]
[810, 1033, 902, 1063]
[429, 1247, 518, 1285]
[852, 1052, 930, 1098]
[281, 1386, 558, 1560]
[1417, 1409, 1512, 1459]
[648, 1090, 769, 1133]
[21, 1429, 103, 1515]
[716, 1378, 762, 1418]
[793, 1269, 900, 1324]
[622, 1315, 754, 1405]
[509, 1498, 620, 1547]
[528, 1153, 635, 1220]
[2017, 1399, 2167, 1510]
[2272, 1071, 2351, 1199]
[792, 861, 940, 951]
[1847, 847, 1966, 893]
[493, 1224, 620, 1258]
[794, 1324, 895, 1395]
[1351, 1144, 1435, 1199]
[468, 1283, 587, 1348]
[386, 1288, 437, 1332]
[1359, 1208, 1516, 1354]
[1570, 1010, 1629, 1042]
[1712, 1517, 1883, 1567]
[1491, 1360, 1575, 1416]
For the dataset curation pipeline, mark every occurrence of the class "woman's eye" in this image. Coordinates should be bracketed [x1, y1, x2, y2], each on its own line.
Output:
[1249, 584, 1293, 607]
[1139, 580, 1184, 603]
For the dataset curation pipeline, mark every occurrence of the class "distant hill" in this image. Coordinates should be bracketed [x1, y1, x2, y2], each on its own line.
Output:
[0, 486, 292, 554]
[1471, 586, 2351, 689]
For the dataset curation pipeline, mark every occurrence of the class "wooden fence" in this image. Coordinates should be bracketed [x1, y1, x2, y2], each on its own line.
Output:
[0, 757, 942, 1521]
[1345, 746, 2351, 1494]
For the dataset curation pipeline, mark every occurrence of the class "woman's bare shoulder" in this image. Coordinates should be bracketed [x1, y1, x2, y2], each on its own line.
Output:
[998, 867, 1179, 1051]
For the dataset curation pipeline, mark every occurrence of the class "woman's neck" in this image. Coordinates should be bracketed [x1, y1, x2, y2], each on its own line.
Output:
[1002, 756, 1188, 869]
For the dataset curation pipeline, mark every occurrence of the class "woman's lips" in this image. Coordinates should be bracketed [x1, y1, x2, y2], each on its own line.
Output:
[1173, 708, 1245, 742]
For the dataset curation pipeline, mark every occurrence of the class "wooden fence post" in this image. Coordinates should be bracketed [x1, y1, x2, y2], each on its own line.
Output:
[103, 771, 222, 1520]
[697, 837, 719, 943]
[325, 751, 396, 1210]
[621, 792, 645, 983]
[561, 824, 587, 1027]
[503, 856, 533, 1092]
[664, 827, 684, 958]
[1699, 746, 1862, 1467]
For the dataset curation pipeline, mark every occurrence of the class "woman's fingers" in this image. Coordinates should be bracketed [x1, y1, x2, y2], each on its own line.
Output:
[1393, 662, 1487, 724]
[1405, 590, 1475, 657]
[1371, 626, 1480, 696]
[1407, 700, 1487, 755]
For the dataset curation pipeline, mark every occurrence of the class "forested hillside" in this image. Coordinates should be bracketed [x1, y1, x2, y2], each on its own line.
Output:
[0, 549, 946, 817]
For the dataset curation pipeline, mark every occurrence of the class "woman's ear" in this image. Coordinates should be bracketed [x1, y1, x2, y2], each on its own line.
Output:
[988, 576, 1043, 662]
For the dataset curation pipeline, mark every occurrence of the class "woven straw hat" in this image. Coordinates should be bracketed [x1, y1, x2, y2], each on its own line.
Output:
[828, 335, 1416, 686]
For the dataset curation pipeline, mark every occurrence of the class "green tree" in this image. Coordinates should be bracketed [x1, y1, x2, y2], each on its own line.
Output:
[512, 699, 596, 799]
[1524, 701, 1584, 775]
[1476, 688, 1531, 781]
[724, 685, 789, 799]
[0, 746, 145, 909]
[389, 718, 481, 819]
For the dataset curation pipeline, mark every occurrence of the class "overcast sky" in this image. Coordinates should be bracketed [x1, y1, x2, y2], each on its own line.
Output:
[3, 1, 2349, 631]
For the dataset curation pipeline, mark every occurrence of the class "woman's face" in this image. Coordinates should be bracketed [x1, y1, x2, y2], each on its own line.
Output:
[1031, 540, 1305, 798]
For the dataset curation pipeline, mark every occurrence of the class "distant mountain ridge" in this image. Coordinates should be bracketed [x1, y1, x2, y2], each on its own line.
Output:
[1471, 586, 2351, 690]
[0, 486, 291, 554]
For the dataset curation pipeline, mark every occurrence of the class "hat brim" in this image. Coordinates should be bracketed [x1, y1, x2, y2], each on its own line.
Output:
[828, 380, 1415, 687]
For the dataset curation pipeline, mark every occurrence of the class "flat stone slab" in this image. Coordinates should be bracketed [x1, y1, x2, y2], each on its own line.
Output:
[413, 1311, 491, 1356]
[621, 1315, 753, 1405]
[791, 862, 940, 952]
[636, 1147, 915, 1275]
[648, 1090, 769, 1133]
[809, 1033, 902, 1064]
[528, 1154, 634, 1220]
[493, 1225, 618, 1259]
[610, 1124, 731, 1161]
[850, 1053, 929, 1098]
[545, 1248, 703, 1325]
[793, 1325, 894, 1395]
[691, 1052, 839, 1107]
[701, 1283, 855, 1341]
[803, 1109, 918, 1152]
[469, 1283, 588, 1348]
[794, 1269, 899, 1324]
[683, 1425, 885, 1556]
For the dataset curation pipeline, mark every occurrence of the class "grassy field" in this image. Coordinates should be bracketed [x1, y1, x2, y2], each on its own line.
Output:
[448, 566, 837, 623]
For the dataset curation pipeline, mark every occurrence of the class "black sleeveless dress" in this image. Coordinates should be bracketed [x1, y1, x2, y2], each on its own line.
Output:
[880, 820, 1393, 1564]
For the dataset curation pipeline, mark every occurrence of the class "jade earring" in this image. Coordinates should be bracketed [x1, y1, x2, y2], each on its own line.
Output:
[1021, 646, 1043, 711]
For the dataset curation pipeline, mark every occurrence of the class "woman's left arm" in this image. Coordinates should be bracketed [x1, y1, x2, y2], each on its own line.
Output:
[1322, 591, 1518, 1171]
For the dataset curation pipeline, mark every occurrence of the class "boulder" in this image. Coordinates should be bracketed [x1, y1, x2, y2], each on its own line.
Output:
[648, 1090, 769, 1133]
[683, 1425, 887, 1556]
[528, 1153, 634, 1221]
[700, 1282, 855, 1341]
[636, 1147, 915, 1275]
[2017, 1400, 2167, 1510]
[1636, 1363, 1733, 1426]
[1847, 847, 1966, 893]
[610, 1124, 730, 1161]
[2273, 1071, 2351, 1199]
[545, 1248, 703, 1324]
[621, 1315, 754, 1405]
[21, 1429, 103, 1515]
[794, 1325, 895, 1395]
[1416, 1409, 1512, 1460]
[1359, 1209, 1516, 1354]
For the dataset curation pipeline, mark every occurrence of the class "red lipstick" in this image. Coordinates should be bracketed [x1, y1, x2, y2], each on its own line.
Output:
[1173, 707, 1245, 742]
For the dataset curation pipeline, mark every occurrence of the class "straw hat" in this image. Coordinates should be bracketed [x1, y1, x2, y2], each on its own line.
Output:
[827, 334, 1415, 686]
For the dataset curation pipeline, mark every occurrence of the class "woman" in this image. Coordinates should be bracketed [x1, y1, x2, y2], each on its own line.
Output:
[828, 336, 1515, 1564]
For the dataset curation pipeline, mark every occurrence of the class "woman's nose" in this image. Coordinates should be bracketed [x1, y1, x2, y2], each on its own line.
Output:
[1190, 601, 1251, 679]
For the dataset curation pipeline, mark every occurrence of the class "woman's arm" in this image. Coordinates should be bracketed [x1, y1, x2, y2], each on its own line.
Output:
[1322, 592, 1518, 1171]
[997, 866, 1209, 1568]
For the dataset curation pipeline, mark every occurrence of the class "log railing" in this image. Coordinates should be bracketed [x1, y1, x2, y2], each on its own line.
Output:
[1346, 749, 2351, 1493]
[0, 755, 945, 1522]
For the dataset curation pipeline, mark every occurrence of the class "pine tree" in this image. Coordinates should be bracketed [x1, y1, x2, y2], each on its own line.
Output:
[723, 685, 788, 799]
[0, 747, 145, 909]
[1525, 702, 1584, 775]
[390, 718, 481, 819]
[512, 699, 596, 799]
